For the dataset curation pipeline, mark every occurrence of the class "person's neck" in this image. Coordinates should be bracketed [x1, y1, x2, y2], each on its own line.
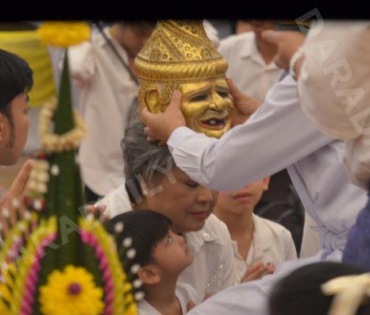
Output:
[109, 25, 136, 62]
[255, 36, 277, 65]
[214, 206, 254, 238]
[144, 276, 182, 315]
[215, 207, 255, 260]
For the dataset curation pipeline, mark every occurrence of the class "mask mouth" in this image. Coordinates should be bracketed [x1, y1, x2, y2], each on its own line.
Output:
[199, 111, 229, 130]
[200, 118, 227, 130]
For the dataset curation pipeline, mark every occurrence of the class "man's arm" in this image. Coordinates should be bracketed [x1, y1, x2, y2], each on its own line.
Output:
[167, 75, 333, 191]
[68, 42, 96, 84]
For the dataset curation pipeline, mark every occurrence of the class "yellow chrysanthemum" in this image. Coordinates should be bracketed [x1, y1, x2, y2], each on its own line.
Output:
[0, 298, 10, 315]
[125, 302, 138, 315]
[39, 265, 104, 315]
[0, 262, 16, 306]
[38, 22, 90, 48]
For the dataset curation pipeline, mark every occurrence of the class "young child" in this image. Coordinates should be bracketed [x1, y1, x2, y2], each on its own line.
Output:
[214, 177, 297, 282]
[108, 209, 197, 315]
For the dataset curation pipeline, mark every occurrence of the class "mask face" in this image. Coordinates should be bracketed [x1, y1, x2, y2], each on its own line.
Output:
[144, 77, 233, 138]
[179, 78, 233, 138]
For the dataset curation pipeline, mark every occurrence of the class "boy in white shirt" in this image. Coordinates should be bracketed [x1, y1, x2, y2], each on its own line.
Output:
[108, 209, 198, 315]
[214, 177, 297, 282]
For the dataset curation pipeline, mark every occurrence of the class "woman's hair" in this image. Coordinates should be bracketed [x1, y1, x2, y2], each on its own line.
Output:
[269, 262, 370, 315]
[0, 48, 33, 124]
[122, 110, 174, 204]
[107, 209, 171, 272]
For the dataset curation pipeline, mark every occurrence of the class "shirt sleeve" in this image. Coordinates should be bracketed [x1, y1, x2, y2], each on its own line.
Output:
[168, 75, 333, 191]
[95, 183, 132, 218]
[68, 41, 96, 84]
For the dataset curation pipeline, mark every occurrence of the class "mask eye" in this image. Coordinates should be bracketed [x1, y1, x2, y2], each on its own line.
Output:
[190, 94, 208, 102]
[218, 91, 229, 98]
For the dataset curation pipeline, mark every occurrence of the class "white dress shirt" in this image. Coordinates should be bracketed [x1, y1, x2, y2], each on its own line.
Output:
[69, 27, 138, 196]
[169, 74, 368, 315]
[138, 282, 198, 315]
[232, 214, 297, 282]
[219, 32, 281, 102]
[167, 74, 367, 253]
[98, 185, 236, 298]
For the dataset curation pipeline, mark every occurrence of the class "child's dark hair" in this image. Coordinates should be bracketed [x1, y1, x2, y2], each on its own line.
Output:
[269, 262, 370, 315]
[0, 48, 33, 123]
[107, 209, 172, 277]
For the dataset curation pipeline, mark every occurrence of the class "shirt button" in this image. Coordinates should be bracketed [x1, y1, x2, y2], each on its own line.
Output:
[203, 232, 210, 241]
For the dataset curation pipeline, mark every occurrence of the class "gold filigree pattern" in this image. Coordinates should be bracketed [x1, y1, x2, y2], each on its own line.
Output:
[134, 20, 227, 82]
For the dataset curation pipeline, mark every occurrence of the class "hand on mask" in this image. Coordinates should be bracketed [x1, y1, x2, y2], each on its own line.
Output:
[141, 90, 186, 145]
[227, 78, 261, 126]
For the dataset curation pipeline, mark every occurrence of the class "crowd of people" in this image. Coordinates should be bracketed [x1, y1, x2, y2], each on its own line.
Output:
[1, 20, 370, 315]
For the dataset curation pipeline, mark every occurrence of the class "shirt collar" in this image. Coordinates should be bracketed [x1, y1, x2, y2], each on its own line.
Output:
[95, 27, 130, 65]
[185, 215, 223, 254]
[252, 214, 276, 253]
[239, 33, 255, 59]
[240, 33, 279, 71]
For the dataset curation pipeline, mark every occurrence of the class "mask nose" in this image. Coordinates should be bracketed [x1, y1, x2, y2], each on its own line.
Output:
[209, 92, 226, 112]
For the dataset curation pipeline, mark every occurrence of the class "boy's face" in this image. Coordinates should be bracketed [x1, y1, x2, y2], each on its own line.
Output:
[0, 93, 30, 166]
[216, 178, 270, 215]
[152, 230, 194, 276]
[143, 167, 218, 233]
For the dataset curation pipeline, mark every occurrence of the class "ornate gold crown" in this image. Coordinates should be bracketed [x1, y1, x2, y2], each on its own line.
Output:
[134, 20, 227, 82]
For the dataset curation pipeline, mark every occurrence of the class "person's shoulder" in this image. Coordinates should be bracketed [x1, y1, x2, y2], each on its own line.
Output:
[176, 281, 199, 305]
[219, 32, 254, 52]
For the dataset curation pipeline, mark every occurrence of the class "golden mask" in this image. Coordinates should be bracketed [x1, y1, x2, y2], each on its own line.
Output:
[134, 20, 233, 138]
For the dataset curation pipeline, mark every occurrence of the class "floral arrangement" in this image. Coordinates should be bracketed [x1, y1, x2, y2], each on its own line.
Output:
[38, 22, 90, 48]
[0, 22, 139, 315]
[38, 97, 86, 152]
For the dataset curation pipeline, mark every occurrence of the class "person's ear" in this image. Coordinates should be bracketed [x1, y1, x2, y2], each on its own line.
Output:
[138, 265, 161, 285]
[262, 177, 270, 191]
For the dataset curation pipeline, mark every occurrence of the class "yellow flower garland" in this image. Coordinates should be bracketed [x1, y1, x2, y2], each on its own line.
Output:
[38, 22, 90, 48]
[39, 265, 104, 315]
[79, 218, 137, 314]
[38, 98, 86, 152]
[11, 217, 57, 314]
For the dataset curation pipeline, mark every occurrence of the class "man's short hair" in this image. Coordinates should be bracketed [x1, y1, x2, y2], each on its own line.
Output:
[0, 48, 33, 123]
